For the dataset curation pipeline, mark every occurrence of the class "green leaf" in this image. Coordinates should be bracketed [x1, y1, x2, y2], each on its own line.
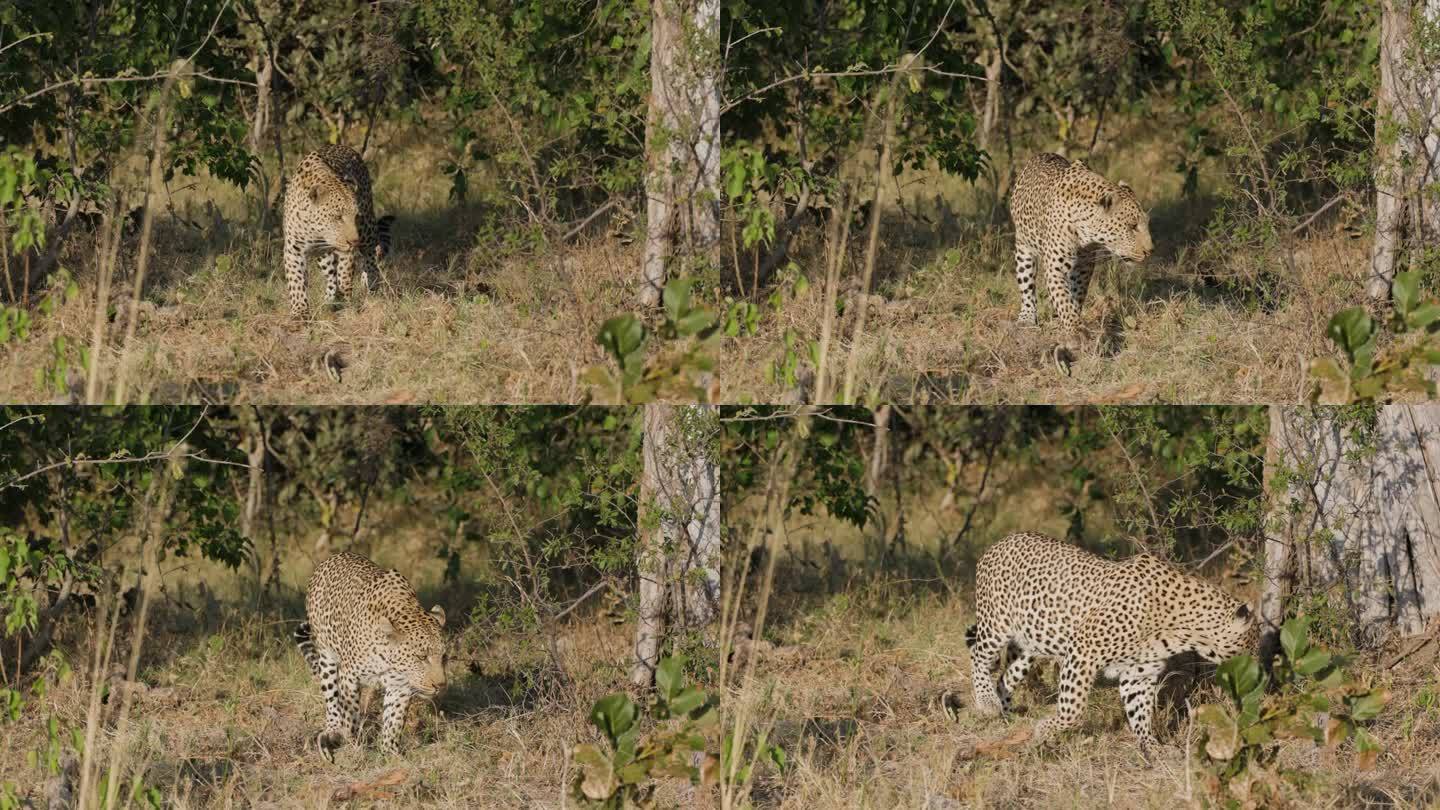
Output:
[656, 656, 684, 702]
[1405, 302, 1440, 332]
[1280, 616, 1311, 661]
[673, 309, 714, 337]
[1393, 271, 1420, 318]
[726, 163, 747, 199]
[616, 759, 649, 784]
[668, 686, 710, 717]
[1325, 307, 1375, 361]
[663, 279, 694, 324]
[1240, 722, 1273, 745]
[1216, 654, 1262, 701]
[1349, 690, 1388, 721]
[597, 315, 645, 364]
[1293, 649, 1331, 677]
[589, 693, 637, 745]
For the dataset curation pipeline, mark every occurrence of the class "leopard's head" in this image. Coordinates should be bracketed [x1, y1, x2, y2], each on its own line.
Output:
[1076, 176, 1152, 263]
[374, 604, 447, 696]
[307, 180, 363, 252]
[1206, 601, 1260, 663]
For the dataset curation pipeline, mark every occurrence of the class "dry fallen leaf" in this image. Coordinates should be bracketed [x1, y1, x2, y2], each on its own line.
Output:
[954, 725, 1034, 761]
[330, 768, 408, 802]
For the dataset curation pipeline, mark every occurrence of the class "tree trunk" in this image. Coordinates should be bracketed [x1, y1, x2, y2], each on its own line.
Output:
[639, 0, 721, 307]
[237, 407, 269, 604]
[979, 47, 1002, 150]
[865, 404, 892, 496]
[250, 55, 272, 155]
[1262, 406, 1440, 651]
[631, 404, 722, 687]
[1369, 0, 1440, 302]
[632, 404, 670, 686]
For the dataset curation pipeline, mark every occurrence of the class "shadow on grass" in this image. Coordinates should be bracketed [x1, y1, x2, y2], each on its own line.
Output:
[746, 531, 978, 632]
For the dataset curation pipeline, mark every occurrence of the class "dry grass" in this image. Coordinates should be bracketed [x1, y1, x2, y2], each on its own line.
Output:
[0, 136, 645, 404]
[4, 523, 685, 808]
[721, 123, 1373, 405]
[730, 590, 1440, 809]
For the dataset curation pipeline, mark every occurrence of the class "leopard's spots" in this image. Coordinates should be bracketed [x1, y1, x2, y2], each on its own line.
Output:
[296, 552, 447, 760]
[1009, 154, 1153, 364]
[965, 532, 1255, 757]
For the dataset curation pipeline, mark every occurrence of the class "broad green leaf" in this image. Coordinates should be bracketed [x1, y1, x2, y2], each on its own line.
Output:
[1280, 616, 1310, 661]
[1325, 307, 1374, 360]
[1216, 654, 1262, 700]
[1349, 690, 1388, 721]
[663, 279, 694, 325]
[668, 686, 709, 717]
[674, 310, 714, 337]
[597, 315, 645, 364]
[1405, 302, 1440, 332]
[1393, 271, 1420, 318]
[589, 693, 637, 744]
[1293, 649, 1331, 677]
[656, 656, 683, 702]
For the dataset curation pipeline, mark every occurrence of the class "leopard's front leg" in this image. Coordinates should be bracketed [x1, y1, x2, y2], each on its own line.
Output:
[284, 238, 310, 320]
[1042, 248, 1082, 375]
[1031, 653, 1098, 747]
[378, 685, 412, 756]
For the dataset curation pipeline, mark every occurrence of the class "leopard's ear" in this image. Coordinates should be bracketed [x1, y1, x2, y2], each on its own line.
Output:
[1098, 191, 1114, 211]
[429, 605, 446, 628]
[1117, 181, 1131, 191]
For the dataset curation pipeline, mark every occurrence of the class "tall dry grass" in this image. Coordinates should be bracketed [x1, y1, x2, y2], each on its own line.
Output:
[721, 119, 1374, 405]
[4, 528, 674, 808]
[0, 132, 647, 404]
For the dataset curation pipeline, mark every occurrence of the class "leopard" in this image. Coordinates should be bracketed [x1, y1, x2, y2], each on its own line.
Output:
[965, 532, 1256, 757]
[293, 552, 447, 761]
[1009, 153, 1153, 373]
[282, 144, 390, 320]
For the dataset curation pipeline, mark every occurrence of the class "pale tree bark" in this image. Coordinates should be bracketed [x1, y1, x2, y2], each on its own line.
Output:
[979, 47, 1002, 150]
[1369, 0, 1440, 302]
[865, 404, 892, 496]
[1262, 406, 1440, 652]
[631, 403, 722, 687]
[639, 0, 721, 307]
[236, 406, 271, 606]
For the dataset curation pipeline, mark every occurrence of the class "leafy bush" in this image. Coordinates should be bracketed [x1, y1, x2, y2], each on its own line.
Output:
[569, 656, 718, 808]
[1195, 616, 1389, 806]
[586, 279, 720, 403]
[1313, 270, 1440, 401]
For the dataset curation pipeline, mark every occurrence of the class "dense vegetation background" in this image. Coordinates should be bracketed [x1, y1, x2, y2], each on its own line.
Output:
[0, 405, 658, 806]
[719, 404, 1440, 807]
[0, 1, 714, 403]
[719, 0, 1440, 403]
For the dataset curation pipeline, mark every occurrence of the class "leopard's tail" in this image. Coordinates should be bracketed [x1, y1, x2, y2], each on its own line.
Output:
[374, 214, 395, 262]
[294, 621, 322, 677]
